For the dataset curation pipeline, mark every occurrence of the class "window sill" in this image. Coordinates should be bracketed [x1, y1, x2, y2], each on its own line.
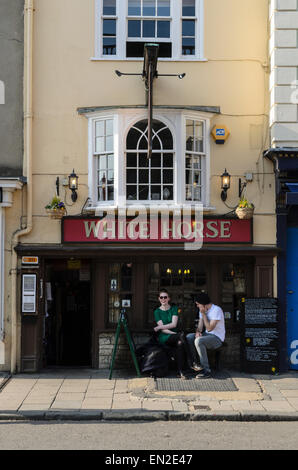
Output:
[84, 203, 216, 213]
[90, 56, 208, 62]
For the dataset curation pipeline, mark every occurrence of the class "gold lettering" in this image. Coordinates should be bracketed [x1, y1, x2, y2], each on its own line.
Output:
[220, 221, 232, 238]
[206, 221, 219, 238]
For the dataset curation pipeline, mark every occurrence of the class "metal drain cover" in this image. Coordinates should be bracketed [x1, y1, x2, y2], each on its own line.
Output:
[155, 371, 238, 392]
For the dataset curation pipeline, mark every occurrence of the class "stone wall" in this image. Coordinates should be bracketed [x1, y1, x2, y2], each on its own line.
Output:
[98, 331, 241, 370]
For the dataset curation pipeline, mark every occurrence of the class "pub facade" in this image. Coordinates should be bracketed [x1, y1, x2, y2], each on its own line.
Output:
[2, 0, 280, 373]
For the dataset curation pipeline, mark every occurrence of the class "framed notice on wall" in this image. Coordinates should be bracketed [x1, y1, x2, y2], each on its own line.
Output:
[22, 274, 37, 314]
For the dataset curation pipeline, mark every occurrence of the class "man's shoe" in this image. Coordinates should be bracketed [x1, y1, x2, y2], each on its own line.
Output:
[191, 363, 203, 372]
[195, 369, 211, 378]
[178, 371, 189, 380]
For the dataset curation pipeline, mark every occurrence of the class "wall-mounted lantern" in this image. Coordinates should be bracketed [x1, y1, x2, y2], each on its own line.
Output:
[221, 168, 230, 201]
[68, 169, 79, 202]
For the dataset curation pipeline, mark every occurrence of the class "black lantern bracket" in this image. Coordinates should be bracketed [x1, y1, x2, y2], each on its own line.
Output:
[115, 43, 185, 159]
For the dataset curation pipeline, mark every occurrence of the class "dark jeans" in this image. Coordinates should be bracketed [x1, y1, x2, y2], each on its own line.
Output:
[165, 333, 188, 372]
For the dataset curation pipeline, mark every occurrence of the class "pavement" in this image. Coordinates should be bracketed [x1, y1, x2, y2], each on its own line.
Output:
[1, 368, 298, 421]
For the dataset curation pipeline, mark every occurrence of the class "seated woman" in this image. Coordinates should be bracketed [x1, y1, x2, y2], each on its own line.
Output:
[153, 289, 188, 379]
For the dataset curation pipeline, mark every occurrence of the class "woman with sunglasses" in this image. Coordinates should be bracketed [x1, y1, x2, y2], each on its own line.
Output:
[153, 289, 188, 379]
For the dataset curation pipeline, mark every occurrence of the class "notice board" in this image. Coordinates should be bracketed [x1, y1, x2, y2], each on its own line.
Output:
[240, 298, 280, 374]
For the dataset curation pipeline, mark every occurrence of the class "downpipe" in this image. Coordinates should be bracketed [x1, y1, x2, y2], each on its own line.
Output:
[10, 0, 34, 373]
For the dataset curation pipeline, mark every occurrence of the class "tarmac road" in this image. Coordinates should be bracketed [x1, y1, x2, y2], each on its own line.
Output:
[1, 420, 298, 450]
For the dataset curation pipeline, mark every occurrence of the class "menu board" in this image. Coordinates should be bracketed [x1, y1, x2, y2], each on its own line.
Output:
[241, 298, 279, 374]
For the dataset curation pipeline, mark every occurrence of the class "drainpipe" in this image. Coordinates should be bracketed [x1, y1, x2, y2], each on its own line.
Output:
[10, 0, 34, 373]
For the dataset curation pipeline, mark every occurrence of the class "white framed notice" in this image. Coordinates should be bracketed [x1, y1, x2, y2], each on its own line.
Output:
[22, 274, 37, 314]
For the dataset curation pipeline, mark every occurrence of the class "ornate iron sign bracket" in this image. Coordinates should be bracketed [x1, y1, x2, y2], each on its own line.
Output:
[115, 43, 185, 158]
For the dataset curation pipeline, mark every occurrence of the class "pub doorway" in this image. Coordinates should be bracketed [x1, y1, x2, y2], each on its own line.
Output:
[43, 260, 92, 367]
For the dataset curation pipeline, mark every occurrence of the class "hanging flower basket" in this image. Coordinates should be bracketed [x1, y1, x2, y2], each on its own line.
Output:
[45, 195, 66, 219]
[235, 206, 254, 220]
[45, 208, 66, 219]
[235, 198, 254, 219]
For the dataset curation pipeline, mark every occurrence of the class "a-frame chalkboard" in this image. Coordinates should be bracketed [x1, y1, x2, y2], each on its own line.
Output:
[240, 297, 280, 374]
[109, 309, 141, 379]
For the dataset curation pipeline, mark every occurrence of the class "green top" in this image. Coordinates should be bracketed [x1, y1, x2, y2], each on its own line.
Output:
[154, 305, 179, 344]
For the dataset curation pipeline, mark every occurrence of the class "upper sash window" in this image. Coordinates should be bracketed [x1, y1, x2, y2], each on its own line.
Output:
[95, 0, 204, 60]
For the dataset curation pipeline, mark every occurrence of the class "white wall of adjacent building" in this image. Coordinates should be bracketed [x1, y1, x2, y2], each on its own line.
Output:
[270, 0, 298, 146]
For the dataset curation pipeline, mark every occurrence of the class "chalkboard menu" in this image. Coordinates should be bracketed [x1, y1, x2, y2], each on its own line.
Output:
[240, 298, 279, 374]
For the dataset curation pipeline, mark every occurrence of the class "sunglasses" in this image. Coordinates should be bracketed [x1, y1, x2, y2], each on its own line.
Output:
[159, 295, 168, 299]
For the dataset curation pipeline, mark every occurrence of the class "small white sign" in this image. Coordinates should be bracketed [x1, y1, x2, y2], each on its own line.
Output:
[122, 299, 131, 307]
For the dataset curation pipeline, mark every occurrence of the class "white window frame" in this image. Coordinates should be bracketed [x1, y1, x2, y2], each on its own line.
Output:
[93, 0, 205, 61]
[86, 108, 211, 209]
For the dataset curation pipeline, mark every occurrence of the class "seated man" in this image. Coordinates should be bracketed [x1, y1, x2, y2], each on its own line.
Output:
[193, 293, 225, 378]
[186, 305, 201, 372]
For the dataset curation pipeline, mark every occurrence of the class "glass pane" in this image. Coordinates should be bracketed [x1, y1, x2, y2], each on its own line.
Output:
[127, 153, 137, 167]
[106, 135, 113, 152]
[103, 38, 116, 55]
[193, 185, 201, 201]
[95, 136, 105, 153]
[127, 128, 142, 149]
[182, 19, 195, 36]
[98, 155, 106, 170]
[163, 153, 173, 167]
[186, 156, 191, 168]
[151, 169, 161, 184]
[143, 0, 156, 16]
[182, 0, 195, 16]
[193, 156, 201, 169]
[96, 121, 104, 137]
[185, 185, 192, 201]
[139, 153, 148, 167]
[127, 169, 137, 183]
[157, 21, 170, 38]
[152, 135, 161, 150]
[162, 186, 173, 200]
[99, 171, 107, 185]
[103, 0, 116, 15]
[139, 135, 148, 150]
[108, 170, 114, 183]
[103, 19, 116, 36]
[151, 186, 161, 200]
[157, 0, 170, 16]
[143, 20, 155, 37]
[151, 153, 161, 167]
[159, 128, 173, 149]
[127, 185, 137, 200]
[128, 0, 141, 15]
[107, 154, 114, 169]
[139, 186, 149, 199]
[163, 169, 173, 184]
[106, 119, 113, 136]
[182, 37, 195, 55]
[107, 186, 114, 201]
[139, 169, 149, 183]
[128, 20, 141, 37]
[185, 169, 191, 185]
[194, 170, 200, 184]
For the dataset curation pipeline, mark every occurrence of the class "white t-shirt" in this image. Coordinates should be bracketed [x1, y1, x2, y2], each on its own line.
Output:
[199, 304, 225, 342]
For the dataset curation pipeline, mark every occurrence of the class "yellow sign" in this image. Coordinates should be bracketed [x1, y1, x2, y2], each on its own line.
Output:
[22, 256, 39, 265]
[211, 125, 230, 144]
[67, 259, 81, 270]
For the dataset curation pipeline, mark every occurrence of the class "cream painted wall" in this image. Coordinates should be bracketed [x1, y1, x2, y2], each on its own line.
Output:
[18, 0, 274, 246]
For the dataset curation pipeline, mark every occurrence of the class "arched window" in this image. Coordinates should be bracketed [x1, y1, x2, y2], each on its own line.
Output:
[126, 119, 174, 201]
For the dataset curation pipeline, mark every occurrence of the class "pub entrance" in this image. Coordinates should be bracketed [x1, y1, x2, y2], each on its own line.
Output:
[43, 260, 92, 367]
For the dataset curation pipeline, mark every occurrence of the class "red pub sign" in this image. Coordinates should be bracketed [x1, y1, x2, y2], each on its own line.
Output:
[62, 216, 252, 244]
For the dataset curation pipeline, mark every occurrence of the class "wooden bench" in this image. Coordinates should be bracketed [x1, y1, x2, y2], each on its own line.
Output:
[211, 341, 228, 371]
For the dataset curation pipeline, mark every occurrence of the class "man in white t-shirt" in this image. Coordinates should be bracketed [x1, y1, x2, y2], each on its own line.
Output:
[193, 292, 225, 378]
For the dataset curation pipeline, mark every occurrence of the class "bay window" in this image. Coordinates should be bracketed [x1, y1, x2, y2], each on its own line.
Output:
[87, 108, 210, 208]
